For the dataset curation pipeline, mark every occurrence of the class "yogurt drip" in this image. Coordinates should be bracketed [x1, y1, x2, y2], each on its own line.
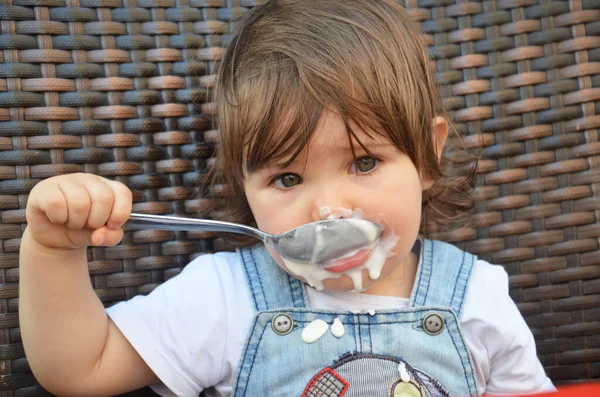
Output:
[301, 319, 329, 343]
[398, 362, 411, 383]
[282, 207, 399, 292]
[331, 317, 345, 338]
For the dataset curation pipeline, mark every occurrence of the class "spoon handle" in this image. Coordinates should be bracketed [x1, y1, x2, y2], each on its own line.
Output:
[124, 213, 269, 241]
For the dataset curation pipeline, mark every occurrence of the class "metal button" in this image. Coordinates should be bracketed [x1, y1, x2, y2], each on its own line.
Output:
[272, 313, 294, 335]
[423, 313, 444, 335]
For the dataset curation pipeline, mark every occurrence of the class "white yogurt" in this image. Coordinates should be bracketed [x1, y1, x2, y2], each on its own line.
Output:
[320, 206, 353, 220]
[331, 317, 345, 338]
[368, 309, 376, 316]
[398, 362, 411, 383]
[301, 319, 329, 344]
[282, 207, 399, 292]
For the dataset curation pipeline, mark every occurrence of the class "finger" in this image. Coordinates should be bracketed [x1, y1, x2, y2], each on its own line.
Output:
[104, 180, 133, 230]
[79, 175, 115, 229]
[30, 180, 69, 225]
[90, 227, 124, 247]
[63, 227, 92, 248]
[58, 178, 91, 230]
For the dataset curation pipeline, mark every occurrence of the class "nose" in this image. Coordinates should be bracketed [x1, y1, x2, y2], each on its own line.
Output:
[309, 183, 354, 222]
[318, 206, 354, 220]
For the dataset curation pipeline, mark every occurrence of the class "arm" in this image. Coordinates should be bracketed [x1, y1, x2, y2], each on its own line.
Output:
[19, 173, 159, 396]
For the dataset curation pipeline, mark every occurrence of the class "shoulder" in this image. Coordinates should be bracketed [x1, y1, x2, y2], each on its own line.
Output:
[469, 259, 510, 294]
[182, 251, 240, 274]
[108, 250, 249, 320]
[463, 259, 512, 324]
[421, 239, 509, 297]
[172, 250, 250, 294]
[424, 239, 508, 298]
[422, 240, 510, 311]
[174, 250, 250, 311]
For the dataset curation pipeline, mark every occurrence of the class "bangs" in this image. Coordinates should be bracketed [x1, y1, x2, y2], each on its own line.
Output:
[243, 64, 323, 172]
[241, 63, 388, 174]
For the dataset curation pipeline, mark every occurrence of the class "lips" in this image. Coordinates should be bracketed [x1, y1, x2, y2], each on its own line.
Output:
[322, 249, 373, 273]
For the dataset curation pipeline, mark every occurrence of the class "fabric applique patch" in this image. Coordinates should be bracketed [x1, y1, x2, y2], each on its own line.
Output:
[301, 353, 451, 397]
[302, 368, 349, 396]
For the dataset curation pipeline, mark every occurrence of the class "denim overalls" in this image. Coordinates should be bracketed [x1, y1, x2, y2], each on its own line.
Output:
[232, 239, 478, 397]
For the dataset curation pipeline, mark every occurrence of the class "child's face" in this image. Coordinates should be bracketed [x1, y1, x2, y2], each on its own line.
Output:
[244, 109, 443, 295]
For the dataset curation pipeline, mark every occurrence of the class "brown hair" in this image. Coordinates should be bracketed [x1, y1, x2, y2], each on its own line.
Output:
[211, 0, 476, 246]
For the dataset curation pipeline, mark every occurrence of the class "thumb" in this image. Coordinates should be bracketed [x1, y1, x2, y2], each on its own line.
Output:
[90, 226, 124, 247]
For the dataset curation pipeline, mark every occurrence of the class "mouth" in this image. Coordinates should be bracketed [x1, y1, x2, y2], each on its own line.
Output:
[321, 249, 373, 273]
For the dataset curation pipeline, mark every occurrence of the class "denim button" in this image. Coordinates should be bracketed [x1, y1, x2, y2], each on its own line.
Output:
[272, 313, 294, 335]
[423, 313, 444, 335]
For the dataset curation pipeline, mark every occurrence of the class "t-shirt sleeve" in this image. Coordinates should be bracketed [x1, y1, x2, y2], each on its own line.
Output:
[106, 251, 251, 397]
[461, 260, 556, 395]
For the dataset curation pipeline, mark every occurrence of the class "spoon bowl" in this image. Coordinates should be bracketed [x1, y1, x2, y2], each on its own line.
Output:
[125, 213, 383, 264]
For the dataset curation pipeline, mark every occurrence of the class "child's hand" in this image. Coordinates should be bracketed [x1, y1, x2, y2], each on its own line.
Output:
[25, 173, 132, 250]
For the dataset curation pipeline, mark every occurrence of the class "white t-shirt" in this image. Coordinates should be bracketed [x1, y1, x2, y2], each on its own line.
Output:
[107, 251, 555, 397]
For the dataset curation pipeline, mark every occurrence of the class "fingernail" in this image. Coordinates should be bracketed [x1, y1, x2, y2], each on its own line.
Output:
[108, 222, 121, 229]
[96, 234, 105, 245]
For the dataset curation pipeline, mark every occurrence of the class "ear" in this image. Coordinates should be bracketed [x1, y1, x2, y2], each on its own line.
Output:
[431, 116, 449, 161]
[422, 116, 449, 190]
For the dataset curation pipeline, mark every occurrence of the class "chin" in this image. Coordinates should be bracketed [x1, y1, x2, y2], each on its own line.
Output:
[321, 270, 375, 293]
[286, 269, 366, 293]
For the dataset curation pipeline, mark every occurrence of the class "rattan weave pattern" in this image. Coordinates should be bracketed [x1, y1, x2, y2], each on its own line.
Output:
[0, 0, 598, 395]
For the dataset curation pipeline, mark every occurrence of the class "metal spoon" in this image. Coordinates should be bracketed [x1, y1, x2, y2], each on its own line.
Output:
[125, 213, 382, 263]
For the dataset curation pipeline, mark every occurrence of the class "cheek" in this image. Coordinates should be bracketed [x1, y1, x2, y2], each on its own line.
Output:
[371, 173, 423, 255]
[387, 189, 422, 233]
[245, 188, 284, 234]
[244, 184, 309, 235]
[251, 207, 304, 236]
[369, 170, 423, 222]
[388, 205, 422, 259]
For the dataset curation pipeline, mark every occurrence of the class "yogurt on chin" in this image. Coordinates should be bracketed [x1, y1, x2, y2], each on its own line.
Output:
[281, 207, 399, 292]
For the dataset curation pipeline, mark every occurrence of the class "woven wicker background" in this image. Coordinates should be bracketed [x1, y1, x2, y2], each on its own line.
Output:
[0, 0, 598, 395]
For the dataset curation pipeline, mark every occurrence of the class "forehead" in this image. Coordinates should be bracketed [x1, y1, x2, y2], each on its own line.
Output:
[309, 110, 390, 150]
[246, 109, 392, 172]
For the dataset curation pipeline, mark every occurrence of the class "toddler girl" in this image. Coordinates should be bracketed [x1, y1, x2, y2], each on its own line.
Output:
[20, 1, 556, 396]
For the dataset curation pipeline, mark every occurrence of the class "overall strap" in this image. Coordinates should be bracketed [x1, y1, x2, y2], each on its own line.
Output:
[410, 239, 476, 318]
[238, 243, 307, 311]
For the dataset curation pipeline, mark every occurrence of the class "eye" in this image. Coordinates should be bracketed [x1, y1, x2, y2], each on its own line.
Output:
[351, 156, 378, 173]
[272, 173, 302, 188]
